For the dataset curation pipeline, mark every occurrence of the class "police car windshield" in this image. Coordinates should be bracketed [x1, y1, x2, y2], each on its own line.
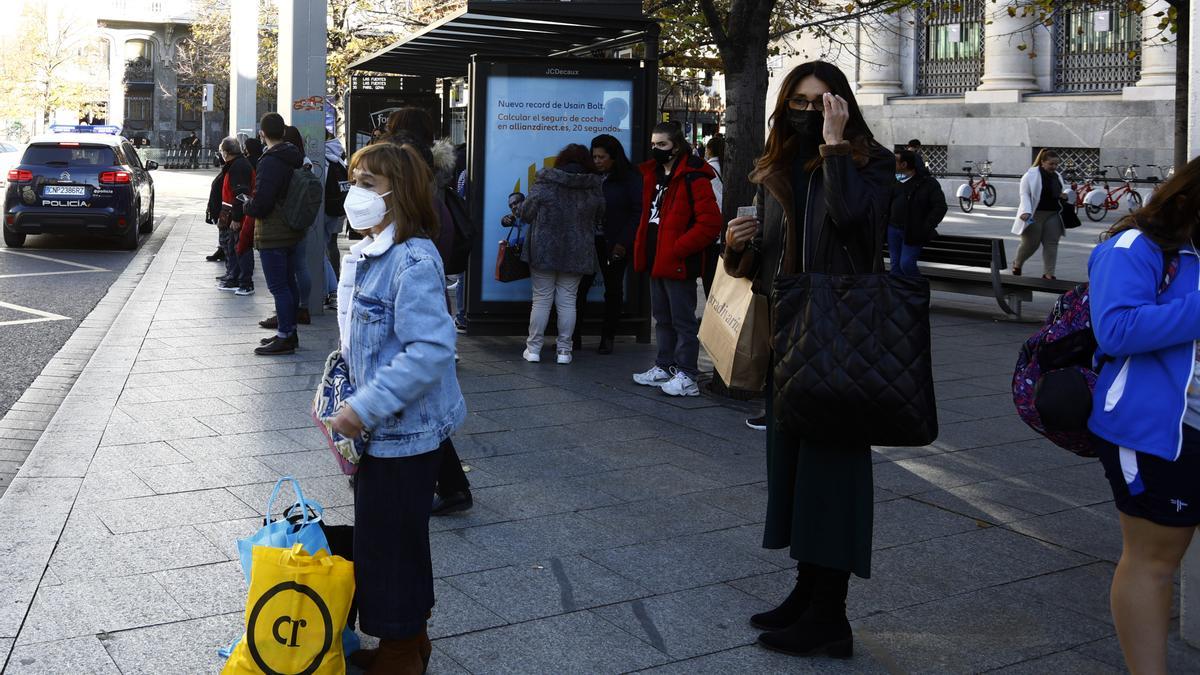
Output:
[22, 145, 116, 167]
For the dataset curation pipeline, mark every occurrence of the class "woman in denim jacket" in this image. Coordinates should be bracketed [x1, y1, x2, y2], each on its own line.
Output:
[330, 142, 466, 673]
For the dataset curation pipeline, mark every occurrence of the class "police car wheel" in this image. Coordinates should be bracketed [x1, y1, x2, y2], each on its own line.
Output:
[3, 230, 25, 248]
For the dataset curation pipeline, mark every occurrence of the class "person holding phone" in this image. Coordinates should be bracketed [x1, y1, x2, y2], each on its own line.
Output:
[724, 61, 893, 660]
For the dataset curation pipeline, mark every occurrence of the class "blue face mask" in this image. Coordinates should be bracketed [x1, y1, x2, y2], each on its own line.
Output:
[895, 173, 912, 183]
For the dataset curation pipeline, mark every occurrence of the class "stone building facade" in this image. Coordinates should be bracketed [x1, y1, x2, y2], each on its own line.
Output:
[771, 0, 1178, 182]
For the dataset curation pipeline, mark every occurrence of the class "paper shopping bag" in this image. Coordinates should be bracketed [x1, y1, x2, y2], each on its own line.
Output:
[699, 264, 769, 392]
[223, 544, 355, 675]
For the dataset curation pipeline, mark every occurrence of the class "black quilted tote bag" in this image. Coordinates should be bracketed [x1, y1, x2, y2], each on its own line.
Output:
[771, 265, 938, 448]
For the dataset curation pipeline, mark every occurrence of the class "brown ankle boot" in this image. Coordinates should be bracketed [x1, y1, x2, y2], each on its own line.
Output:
[366, 636, 425, 674]
[418, 627, 431, 670]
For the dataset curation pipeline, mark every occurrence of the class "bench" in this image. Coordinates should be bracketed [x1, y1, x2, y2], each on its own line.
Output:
[886, 233, 1078, 318]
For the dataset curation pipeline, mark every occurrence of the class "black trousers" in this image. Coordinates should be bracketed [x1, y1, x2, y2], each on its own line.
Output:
[353, 449, 441, 639]
[577, 237, 627, 341]
[436, 437, 470, 495]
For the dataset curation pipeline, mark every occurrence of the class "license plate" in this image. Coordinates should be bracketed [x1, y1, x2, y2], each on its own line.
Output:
[45, 185, 86, 196]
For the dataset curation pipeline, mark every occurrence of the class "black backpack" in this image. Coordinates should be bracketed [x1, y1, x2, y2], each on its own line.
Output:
[443, 187, 475, 275]
[325, 161, 348, 217]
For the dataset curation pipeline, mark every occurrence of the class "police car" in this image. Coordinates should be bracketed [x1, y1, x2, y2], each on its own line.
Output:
[3, 125, 157, 249]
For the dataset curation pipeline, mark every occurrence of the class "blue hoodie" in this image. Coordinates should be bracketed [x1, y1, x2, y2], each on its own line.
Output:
[1088, 229, 1200, 460]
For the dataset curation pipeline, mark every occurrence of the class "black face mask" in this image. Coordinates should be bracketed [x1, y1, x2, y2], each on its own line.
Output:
[651, 146, 674, 166]
[787, 109, 824, 147]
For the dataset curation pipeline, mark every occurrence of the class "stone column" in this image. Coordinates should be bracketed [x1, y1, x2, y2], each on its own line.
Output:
[1123, 0, 1177, 100]
[106, 34, 125, 131]
[966, 0, 1039, 103]
[229, 0, 258, 137]
[277, 0, 328, 314]
[857, 12, 904, 106]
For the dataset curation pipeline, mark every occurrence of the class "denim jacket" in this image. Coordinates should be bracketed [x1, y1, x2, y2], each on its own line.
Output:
[342, 227, 466, 457]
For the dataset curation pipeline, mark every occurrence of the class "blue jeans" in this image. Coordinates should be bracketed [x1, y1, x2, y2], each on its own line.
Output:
[260, 246, 299, 335]
[223, 227, 254, 287]
[888, 226, 922, 277]
[650, 277, 699, 378]
[454, 273, 467, 324]
[294, 235, 312, 309]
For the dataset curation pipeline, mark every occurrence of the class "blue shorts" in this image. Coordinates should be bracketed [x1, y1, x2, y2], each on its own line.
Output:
[1095, 425, 1200, 528]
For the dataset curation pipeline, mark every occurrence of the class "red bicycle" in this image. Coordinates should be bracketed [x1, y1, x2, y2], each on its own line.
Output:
[956, 160, 996, 213]
[1061, 162, 1094, 213]
[1084, 164, 1143, 222]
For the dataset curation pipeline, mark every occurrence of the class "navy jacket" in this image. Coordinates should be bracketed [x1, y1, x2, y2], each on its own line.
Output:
[600, 168, 642, 256]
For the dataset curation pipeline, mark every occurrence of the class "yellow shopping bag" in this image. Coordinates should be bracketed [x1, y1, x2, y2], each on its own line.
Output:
[223, 543, 355, 675]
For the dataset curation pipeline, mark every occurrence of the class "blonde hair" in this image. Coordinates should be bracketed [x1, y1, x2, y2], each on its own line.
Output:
[348, 143, 439, 244]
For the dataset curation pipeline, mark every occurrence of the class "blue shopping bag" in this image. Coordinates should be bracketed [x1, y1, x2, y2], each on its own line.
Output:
[235, 476, 330, 584]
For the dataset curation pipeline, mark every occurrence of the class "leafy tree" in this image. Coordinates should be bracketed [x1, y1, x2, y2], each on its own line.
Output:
[0, 4, 108, 135]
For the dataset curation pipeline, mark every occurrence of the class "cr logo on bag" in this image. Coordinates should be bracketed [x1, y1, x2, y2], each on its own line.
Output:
[247, 581, 333, 675]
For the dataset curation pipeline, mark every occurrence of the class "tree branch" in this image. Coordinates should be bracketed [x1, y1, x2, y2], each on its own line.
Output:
[696, 0, 729, 48]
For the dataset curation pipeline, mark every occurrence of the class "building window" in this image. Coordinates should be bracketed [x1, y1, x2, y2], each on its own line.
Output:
[124, 39, 154, 84]
[178, 86, 202, 126]
[916, 0, 985, 96]
[125, 95, 152, 129]
[1054, 5, 1141, 92]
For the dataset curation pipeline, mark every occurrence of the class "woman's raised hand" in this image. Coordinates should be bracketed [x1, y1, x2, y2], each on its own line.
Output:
[726, 216, 760, 252]
[822, 93, 849, 146]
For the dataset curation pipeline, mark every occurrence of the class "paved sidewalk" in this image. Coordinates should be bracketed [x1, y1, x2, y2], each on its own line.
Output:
[2, 214, 1199, 673]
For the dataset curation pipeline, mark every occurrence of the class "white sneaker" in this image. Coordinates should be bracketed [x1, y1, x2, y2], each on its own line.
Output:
[661, 369, 700, 397]
[633, 365, 672, 387]
[556, 349, 572, 365]
[522, 348, 541, 363]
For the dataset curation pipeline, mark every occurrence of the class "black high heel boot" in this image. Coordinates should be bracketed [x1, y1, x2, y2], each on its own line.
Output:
[757, 565, 853, 659]
[750, 562, 816, 630]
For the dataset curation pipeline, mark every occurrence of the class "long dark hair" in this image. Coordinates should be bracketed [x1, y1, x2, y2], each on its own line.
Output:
[1106, 156, 1200, 250]
[757, 60, 876, 173]
[590, 134, 633, 178]
[384, 107, 436, 146]
[282, 125, 305, 153]
[553, 143, 596, 173]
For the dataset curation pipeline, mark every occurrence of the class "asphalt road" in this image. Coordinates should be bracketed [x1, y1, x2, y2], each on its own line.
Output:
[0, 170, 214, 417]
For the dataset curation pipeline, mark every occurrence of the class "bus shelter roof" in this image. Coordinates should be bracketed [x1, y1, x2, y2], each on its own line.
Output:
[348, 2, 657, 77]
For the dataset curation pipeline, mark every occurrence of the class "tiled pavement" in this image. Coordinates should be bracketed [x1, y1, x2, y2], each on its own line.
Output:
[1, 213, 1199, 674]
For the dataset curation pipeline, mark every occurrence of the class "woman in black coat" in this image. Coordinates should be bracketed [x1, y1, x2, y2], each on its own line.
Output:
[724, 61, 894, 660]
[575, 134, 641, 354]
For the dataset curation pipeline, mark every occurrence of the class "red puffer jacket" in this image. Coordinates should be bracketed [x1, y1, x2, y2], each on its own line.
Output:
[633, 155, 723, 280]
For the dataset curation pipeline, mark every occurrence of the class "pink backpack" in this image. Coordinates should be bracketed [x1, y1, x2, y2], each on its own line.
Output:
[1012, 253, 1178, 456]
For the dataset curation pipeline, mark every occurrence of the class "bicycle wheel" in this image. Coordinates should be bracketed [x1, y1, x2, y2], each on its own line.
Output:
[982, 184, 997, 207]
[1129, 190, 1143, 210]
[1085, 204, 1106, 222]
[959, 197, 974, 213]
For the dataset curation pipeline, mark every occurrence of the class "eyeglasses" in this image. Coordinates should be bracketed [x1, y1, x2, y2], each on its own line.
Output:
[785, 97, 825, 113]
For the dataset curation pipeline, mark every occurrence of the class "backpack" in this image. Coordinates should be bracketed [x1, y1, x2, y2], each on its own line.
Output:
[443, 186, 475, 275]
[325, 161, 348, 217]
[1012, 252, 1179, 456]
[280, 167, 324, 231]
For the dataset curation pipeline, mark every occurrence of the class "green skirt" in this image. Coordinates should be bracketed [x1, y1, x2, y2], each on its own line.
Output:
[762, 363, 874, 578]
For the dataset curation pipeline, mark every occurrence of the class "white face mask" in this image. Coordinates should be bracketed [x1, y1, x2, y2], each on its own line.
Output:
[344, 185, 391, 232]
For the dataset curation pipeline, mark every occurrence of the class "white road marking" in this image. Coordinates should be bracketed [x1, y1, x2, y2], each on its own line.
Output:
[0, 249, 109, 271]
[0, 300, 69, 326]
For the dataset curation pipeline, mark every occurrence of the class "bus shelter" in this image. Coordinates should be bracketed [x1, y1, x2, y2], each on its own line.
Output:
[349, 0, 659, 341]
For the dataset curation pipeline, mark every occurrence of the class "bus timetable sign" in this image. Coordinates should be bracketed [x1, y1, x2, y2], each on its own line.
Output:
[350, 74, 435, 93]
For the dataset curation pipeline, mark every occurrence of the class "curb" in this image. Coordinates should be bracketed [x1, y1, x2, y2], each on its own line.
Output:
[0, 214, 190, 669]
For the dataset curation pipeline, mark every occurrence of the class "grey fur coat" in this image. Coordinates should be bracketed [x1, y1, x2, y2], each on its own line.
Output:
[519, 167, 605, 275]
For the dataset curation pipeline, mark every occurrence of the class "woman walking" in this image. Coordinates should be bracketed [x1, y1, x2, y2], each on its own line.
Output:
[1088, 157, 1200, 675]
[330, 142, 466, 674]
[519, 143, 605, 365]
[574, 134, 641, 354]
[1012, 149, 1068, 279]
[723, 61, 893, 658]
